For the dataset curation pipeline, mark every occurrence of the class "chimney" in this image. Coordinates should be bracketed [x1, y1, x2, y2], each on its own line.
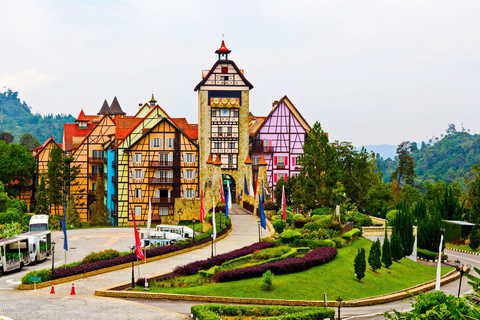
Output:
[139, 103, 143, 109]
[272, 100, 279, 110]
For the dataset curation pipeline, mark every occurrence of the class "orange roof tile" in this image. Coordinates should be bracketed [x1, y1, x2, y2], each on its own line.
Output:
[63, 123, 96, 151]
[213, 154, 222, 165]
[244, 154, 252, 164]
[258, 155, 267, 166]
[75, 109, 88, 122]
[184, 128, 198, 140]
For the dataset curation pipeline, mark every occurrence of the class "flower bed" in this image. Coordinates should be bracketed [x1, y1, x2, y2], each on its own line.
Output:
[191, 304, 335, 320]
[214, 246, 337, 283]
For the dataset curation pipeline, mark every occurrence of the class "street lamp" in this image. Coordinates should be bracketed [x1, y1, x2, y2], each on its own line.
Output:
[51, 241, 56, 275]
[192, 219, 196, 243]
[336, 297, 343, 320]
[257, 220, 261, 242]
[455, 259, 465, 297]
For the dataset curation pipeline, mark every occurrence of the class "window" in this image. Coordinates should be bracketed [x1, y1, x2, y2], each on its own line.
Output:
[227, 127, 232, 133]
[228, 142, 235, 149]
[92, 165, 104, 173]
[277, 156, 285, 167]
[211, 109, 216, 117]
[228, 154, 233, 165]
[221, 109, 229, 117]
[158, 207, 169, 216]
[159, 152, 172, 164]
[252, 157, 260, 165]
[221, 67, 228, 73]
[184, 170, 195, 180]
[132, 153, 142, 163]
[273, 173, 278, 183]
[233, 110, 239, 118]
[184, 153, 195, 163]
[218, 127, 223, 133]
[221, 75, 229, 81]
[151, 137, 162, 148]
[134, 188, 142, 198]
[264, 139, 271, 152]
[92, 183, 96, 191]
[132, 169, 144, 179]
[155, 170, 171, 181]
[92, 150, 103, 158]
[184, 189, 195, 199]
[165, 138, 174, 148]
[214, 142, 222, 149]
[134, 206, 142, 218]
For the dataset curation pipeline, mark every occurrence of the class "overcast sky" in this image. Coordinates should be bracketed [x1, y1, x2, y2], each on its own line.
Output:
[1, 1, 480, 147]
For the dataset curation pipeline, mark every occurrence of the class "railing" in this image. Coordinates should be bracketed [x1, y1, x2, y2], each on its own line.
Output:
[242, 201, 255, 213]
[148, 177, 181, 184]
[149, 161, 181, 167]
[250, 145, 275, 153]
[88, 173, 106, 179]
[88, 157, 105, 163]
[88, 190, 107, 196]
[150, 197, 175, 204]
[252, 165, 259, 171]
[151, 214, 170, 220]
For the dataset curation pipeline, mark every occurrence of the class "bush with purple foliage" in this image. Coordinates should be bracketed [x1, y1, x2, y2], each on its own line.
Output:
[214, 246, 337, 283]
[173, 242, 276, 276]
[294, 220, 308, 229]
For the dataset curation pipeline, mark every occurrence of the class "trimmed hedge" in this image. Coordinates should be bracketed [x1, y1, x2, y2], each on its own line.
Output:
[214, 246, 337, 283]
[290, 238, 336, 249]
[417, 248, 448, 262]
[174, 242, 276, 276]
[342, 228, 361, 240]
[21, 269, 51, 285]
[191, 304, 335, 320]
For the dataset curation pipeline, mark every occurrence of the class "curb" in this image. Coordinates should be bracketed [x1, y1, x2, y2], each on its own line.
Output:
[18, 226, 233, 290]
[94, 266, 460, 307]
[446, 247, 480, 256]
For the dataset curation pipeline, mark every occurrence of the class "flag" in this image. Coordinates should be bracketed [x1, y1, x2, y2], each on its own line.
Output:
[212, 195, 217, 240]
[282, 185, 286, 221]
[435, 234, 443, 291]
[259, 194, 266, 230]
[227, 180, 232, 210]
[146, 196, 152, 238]
[254, 176, 258, 197]
[220, 179, 225, 204]
[132, 209, 145, 260]
[244, 174, 249, 195]
[200, 190, 205, 223]
[263, 180, 269, 195]
[249, 176, 254, 198]
[225, 187, 229, 219]
[62, 203, 68, 251]
[261, 180, 265, 203]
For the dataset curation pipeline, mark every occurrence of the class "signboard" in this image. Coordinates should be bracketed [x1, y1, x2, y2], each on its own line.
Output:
[28, 276, 42, 283]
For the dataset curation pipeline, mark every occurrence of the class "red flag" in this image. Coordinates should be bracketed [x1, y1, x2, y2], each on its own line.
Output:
[200, 190, 205, 223]
[282, 185, 286, 222]
[132, 209, 145, 260]
[220, 179, 225, 204]
[254, 176, 258, 197]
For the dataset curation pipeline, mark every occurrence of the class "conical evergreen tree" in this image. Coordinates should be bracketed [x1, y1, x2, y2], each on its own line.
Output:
[35, 175, 49, 215]
[89, 175, 111, 227]
[469, 224, 479, 251]
[354, 248, 366, 281]
[368, 239, 382, 272]
[46, 145, 63, 216]
[66, 193, 82, 228]
[391, 230, 404, 261]
[382, 228, 393, 268]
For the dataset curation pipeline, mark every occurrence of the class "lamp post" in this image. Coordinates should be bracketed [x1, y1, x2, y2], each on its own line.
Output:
[51, 241, 56, 274]
[455, 259, 465, 297]
[336, 297, 343, 320]
[257, 220, 261, 242]
[131, 245, 135, 289]
[192, 219, 196, 243]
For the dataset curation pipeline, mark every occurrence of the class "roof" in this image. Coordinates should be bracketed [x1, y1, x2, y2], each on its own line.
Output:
[115, 117, 143, 140]
[75, 109, 88, 122]
[184, 128, 198, 140]
[206, 154, 213, 164]
[149, 94, 157, 104]
[258, 155, 267, 165]
[244, 154, 252, 164]
[215, 40, 231, 54]
[98, 100, 110, 115]
[109, 96, 126, 115]
[213, 154, 222, 165]
[33, 136, 62, 157]
[446, 220, 475, 227]
[63, 123, 96, 151]
[70, 114, 115, 156]
[249, 116, 266, 137]
[194, 59, 254, 91]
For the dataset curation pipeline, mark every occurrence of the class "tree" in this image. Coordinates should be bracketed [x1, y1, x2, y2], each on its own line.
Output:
[436, 183, 464, 220]
[89, 175, 111, 227]
[382, 229, 393, 268]
[19, 133, 40, 151]
[35, 176, 49, 215]
[417, 209, 442, 252]
[0, 132, 14, 144]
[46, 145, 63, 215]
[62, 154, 82, 204]
[470, 224, 479, 251]
[66, 193, 82, 228]
[368, 239, 382, 272]
[446, 123, 457, 135]
[468, 164, 480, 225]
[390, 141, 416, 187]
[393, 203, 415, 256]
[391, 231, 403, 261]
[354, 248, 366, 281]
[0, 141, 36, 197]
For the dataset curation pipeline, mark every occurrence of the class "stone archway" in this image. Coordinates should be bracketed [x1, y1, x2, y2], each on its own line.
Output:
[222, 174, 237, 204]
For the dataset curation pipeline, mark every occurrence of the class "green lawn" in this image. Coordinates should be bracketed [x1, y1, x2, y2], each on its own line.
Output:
[446, 243, 480, 254]
[142, 238, 453, 301]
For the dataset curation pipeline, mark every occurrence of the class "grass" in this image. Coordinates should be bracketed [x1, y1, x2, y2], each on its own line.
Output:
[143, 238, 453, 301]
[446, 243, 480, 253]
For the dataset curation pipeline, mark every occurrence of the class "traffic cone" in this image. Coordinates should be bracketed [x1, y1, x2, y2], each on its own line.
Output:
[50, 283, 55, 294]
[70, 283, 76, 295]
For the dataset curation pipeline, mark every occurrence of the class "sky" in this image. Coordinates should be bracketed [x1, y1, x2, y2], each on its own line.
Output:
[1, 1, 480, 147]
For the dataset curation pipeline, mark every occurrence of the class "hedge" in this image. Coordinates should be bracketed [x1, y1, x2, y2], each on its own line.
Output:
[417, 248, 448, 262]
[290, 238, 336, 249]
[342, 228, 361, 240]
[293, 220, 308, 229]
[191, 304, 335, 320]
[214, 246, 337, 283]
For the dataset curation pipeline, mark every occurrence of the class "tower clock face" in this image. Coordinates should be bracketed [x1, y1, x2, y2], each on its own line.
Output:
[221, 109, 229, 117]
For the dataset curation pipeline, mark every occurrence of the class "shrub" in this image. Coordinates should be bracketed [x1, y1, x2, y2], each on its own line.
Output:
[276, 210, 294, 225]
[331, 237, 347, 248]
[291, 239, 336, 249]
[469, 224, 479, 251]
[215, 247, 337, 283]
[263, 201, 278, 211]
[417, 248, 448, 261]
[21, 269, 51, 284]
[311, 208, 332, 216]
[81, 249, 120, 264]
[368, 239, 382, 272]
[261, 270, 274, 291]
[136, 277, 146, 287]
[354, 248, 366, 281]
[279, 229, 302, 243]
[391, 231, 404, 261]
[294, 220, 308, 229]
[253, 246, 290, 260]
[346, 210, 373, 228]
[272, 219, 287, 233]
[293, 213, 305, 221]
[342, 228, 361, 240]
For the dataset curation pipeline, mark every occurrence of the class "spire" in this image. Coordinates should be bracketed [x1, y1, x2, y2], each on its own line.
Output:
[149, 94, 157, 107]
[97, 99, 110, 115]
[258, 155, 267, 166]
[206, 154, 213, 164]
[109, 96, 126, 116]
[244, 154, 252, 164]
[74, 109, 88, 122]
[213, 154, 222, 165]
[215, 40, 231, 60]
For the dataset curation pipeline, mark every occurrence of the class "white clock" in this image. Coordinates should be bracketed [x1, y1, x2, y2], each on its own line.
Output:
[221, 109, 229, 117]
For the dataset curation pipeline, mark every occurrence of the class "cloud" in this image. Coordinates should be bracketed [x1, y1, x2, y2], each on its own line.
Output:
[0, 69, 57, 94]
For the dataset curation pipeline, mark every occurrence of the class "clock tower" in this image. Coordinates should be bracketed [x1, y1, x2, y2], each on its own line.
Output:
[195, 41, 254, 208]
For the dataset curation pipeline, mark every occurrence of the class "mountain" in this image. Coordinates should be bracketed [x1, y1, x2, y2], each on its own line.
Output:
[363, 144, 397, 160]
[0, 90, 74, 144]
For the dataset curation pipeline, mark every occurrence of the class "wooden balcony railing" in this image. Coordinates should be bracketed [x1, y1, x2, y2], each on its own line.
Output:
[150, 197, 175, 204]
[88, 173, 106, 179]
[88, 157, 106, 163]
[149, 161, 181, 167]
[148, 177, 181, 184]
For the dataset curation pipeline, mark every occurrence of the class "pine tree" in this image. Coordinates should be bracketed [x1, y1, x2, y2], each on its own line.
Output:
[66, 193, 82, 228]
[368, 239, 382, 272]
[34, 175, 49, 215]
[354, 248, 366, 281]
[382, 228, 393, 268]
[391, 230, 404, 261]
[89, 175, 111, 227]
[46, 145, 63, 215]
[469, 224, 479, 251]
[393, 203, 415, 256]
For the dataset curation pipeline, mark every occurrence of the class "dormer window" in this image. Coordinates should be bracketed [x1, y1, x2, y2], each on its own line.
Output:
[222, 67, 228, 73]
[78, 121, 88, 128]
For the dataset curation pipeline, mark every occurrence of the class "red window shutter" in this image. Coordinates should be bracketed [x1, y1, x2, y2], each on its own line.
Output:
[284, 173, 288, 180]
[274, 173, 277, 183]
[292, 156, 295, 167]
[274, 156, 277, 166]
[285, 156, 288, 166]
[222, 67, 228, 73]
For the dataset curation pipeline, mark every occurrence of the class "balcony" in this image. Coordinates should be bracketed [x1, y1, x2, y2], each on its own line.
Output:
[250, 145, 275, 153]
[150, 197, 175, 204]
[88, 157, 106, 163]
[88, 190, 107, 196]
[149, 161, 181, 167]
[88, 173, 106, 179]
[148, 177, 181, 184]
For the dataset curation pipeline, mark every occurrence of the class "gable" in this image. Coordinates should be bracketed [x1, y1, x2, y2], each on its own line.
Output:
[194, 60, 253, 91]
[71, 114, 116, 157]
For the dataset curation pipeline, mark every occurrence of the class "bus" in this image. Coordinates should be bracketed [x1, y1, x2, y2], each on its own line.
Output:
[29, 215, 49, 232]
[155, 224, 194, 238]
[22, 231, 52, 264]
[0, 236, 30, 276]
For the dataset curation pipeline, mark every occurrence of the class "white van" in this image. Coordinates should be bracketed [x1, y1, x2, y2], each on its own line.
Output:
[29, 215, 49, 232]
[0, 236, 30, 276]
[22, 231, 52, 264]
[155, 224, 194, 238]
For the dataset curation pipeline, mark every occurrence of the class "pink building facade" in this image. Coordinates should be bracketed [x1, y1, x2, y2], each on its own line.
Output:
[249, 96, 311, 196]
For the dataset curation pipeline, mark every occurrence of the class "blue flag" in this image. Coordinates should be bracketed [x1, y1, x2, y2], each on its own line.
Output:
[63, 203, 68, 251]
[259, 194, 266, 230]
[244, 174, 249, 195]
[225, 185, 229, 219]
